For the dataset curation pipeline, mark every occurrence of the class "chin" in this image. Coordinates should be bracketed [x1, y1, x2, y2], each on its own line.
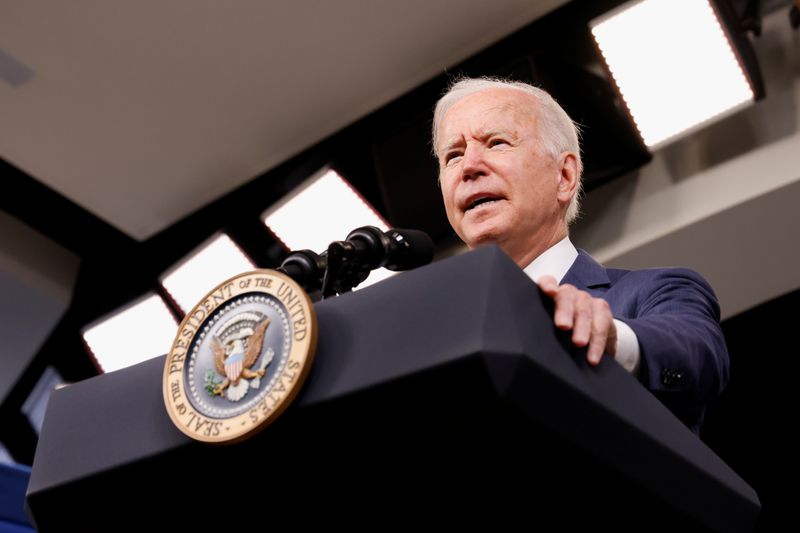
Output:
[462, 226, 508, 250]
[460, 212, 515, 245]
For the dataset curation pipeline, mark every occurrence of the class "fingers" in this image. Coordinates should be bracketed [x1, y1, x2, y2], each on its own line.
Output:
[586, 299, 615, 365]
[537, 279, 617, 366]
[554, 285, 579, 330]
[537, 275, 559, 296]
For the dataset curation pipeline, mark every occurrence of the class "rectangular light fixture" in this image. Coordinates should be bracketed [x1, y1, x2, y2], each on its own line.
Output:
[263, 168, 395, 290]
[82, 294, 178, 373]
[161, 233, 255, 313]
[591, 0, 761, 148]
[263, 168, 389, 253]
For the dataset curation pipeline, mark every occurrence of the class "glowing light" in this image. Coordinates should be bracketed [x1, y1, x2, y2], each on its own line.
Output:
[83, 294, 178, 373]
[263, 168, 389, 253]
[161, 234, 255, 313]
[264, 168, 395, 290]
[591, 0, 754, 148]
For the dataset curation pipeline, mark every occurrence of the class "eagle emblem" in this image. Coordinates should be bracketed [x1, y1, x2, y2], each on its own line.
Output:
[208, 312, 274, 402]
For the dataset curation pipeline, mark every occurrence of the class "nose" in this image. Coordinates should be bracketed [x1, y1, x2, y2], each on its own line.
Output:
[461, 144, 488, 181]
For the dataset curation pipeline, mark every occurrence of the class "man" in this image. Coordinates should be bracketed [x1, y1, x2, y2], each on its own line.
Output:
[433, 77, 729, 433]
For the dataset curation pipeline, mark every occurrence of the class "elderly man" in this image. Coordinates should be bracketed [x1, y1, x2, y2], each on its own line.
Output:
[433, 77, 729, 433]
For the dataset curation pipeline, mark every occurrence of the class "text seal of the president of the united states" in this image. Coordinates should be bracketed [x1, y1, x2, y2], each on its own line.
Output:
[163, 270, 317, 444]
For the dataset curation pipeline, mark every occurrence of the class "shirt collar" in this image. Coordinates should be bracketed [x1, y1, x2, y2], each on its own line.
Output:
[521, 236, 578, 284]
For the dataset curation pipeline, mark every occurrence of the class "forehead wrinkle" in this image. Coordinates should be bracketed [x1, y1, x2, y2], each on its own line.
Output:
[437, 92, 539, 155]
[465, 102, 531, 135]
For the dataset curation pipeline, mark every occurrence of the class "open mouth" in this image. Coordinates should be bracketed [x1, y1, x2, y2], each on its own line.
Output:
[465, 196, 502, 212]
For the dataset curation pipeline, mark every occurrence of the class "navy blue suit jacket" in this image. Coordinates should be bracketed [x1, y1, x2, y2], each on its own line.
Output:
[561, 250, 730, 433]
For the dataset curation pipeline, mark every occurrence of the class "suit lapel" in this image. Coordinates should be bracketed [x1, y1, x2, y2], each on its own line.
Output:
[560, 250, 611, 290]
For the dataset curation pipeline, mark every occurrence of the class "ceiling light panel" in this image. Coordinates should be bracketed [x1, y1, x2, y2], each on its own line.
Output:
[161, 233, 255, 313]
[591, 0, 755, 148]
[263, 168, 389, 253]
[82, 294, 178, 373]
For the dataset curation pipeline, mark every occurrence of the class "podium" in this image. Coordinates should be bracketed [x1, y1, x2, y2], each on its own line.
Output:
[26, 246, 759, 531]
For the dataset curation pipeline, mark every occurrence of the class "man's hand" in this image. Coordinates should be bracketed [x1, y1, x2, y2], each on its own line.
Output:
[537, 275, 617, 365]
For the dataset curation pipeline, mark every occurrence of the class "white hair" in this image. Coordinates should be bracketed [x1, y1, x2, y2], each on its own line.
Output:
[432, 77, 583, 224]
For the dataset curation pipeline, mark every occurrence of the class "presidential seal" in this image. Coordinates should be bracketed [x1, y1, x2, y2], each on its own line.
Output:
[163, 270, 317, 444]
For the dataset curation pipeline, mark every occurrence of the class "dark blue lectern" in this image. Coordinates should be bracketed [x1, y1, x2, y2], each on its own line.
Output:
[26, 247, 759, 532]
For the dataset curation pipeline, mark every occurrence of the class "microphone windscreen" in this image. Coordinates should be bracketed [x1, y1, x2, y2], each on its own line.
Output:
[384, 228, 434, 271]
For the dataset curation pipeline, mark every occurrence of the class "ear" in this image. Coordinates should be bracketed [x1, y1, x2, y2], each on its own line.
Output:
[555, 152, 579, 206]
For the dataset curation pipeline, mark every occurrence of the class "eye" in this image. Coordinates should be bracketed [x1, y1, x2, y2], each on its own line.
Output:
[443, 150, 463, 164]
[489, 138, 509, 148]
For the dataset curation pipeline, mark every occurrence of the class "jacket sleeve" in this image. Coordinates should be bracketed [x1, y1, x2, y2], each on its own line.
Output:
[614, 268, 729, 432]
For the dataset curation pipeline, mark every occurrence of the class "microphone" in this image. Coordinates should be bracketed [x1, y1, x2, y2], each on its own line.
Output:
[276, 249, 326, 292]
[321, 226, 434, 297]
[335, 226, 435, 272]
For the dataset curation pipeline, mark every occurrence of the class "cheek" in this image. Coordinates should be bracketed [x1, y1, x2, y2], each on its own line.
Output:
[439, 177, 457, 213]
[442, 196, 459, 227]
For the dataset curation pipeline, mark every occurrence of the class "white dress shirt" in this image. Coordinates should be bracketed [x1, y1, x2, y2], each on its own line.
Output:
[522, 237, 641, 375]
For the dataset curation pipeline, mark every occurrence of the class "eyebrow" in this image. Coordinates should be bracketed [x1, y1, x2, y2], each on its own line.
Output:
[481, 129, 517, 141]
[440, 128, 518, 155]
[440, 137, 465, 157]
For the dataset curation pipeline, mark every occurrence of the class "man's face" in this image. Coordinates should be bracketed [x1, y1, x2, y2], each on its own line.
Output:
[436, 88, 572, 266]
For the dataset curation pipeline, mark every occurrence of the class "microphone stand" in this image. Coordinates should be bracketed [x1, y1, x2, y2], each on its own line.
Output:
[320, 241, 370, 299]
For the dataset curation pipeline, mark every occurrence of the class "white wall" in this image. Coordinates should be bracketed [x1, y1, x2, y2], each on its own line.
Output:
[0, 211, 79, 404]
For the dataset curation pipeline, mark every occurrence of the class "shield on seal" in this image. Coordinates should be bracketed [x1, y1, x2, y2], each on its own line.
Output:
[225, 352, 244, 381]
